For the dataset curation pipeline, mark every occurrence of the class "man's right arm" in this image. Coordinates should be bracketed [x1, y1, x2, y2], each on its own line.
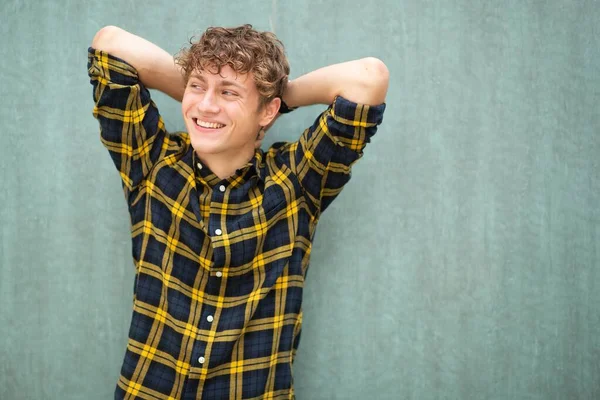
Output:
[88, 26, 185, 197]
[92, 26, 185, 102]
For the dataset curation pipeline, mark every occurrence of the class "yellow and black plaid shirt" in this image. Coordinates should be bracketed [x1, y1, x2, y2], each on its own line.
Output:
[88, 48, 385, 399]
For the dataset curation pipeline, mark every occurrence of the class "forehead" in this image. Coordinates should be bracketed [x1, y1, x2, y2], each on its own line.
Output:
[190, 65, 254, 91]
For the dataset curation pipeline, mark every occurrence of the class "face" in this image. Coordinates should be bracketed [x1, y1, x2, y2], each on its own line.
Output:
[181, 65, 279, 162]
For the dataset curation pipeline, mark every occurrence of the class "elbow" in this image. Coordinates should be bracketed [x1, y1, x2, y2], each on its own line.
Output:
[91, 25, 122, 51]
[360, 57, 389, 104]
[363, 57, 389, 81]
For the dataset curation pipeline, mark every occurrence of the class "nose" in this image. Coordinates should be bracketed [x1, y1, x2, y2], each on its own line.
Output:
[197, 90, 220, 114]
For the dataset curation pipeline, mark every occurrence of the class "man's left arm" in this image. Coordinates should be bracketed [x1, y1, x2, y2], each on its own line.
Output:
[282, 57, 389, 108]
[281, 58, 389, 213]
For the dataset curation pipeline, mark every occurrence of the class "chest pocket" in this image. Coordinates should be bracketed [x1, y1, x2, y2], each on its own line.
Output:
[230, 166, 302, 269]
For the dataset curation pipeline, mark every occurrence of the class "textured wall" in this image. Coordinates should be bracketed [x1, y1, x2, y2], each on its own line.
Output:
[1, 1, 599, 399]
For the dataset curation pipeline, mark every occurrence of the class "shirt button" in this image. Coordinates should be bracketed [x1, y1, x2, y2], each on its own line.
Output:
[215, 228, 222, 235]
[207, 315, 214, 322]
[215, 271, 223, 278]
[219, 185, 226, 192]
[197, 162, 203, 170]
[198, 356, 205, 364]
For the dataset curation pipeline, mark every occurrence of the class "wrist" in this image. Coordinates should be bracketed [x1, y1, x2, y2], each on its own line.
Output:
[278, 99, 297, 114]
[278, 79, 296, 113]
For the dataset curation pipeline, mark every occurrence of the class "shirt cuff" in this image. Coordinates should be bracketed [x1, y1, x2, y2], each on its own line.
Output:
[87, 47, 140, 86]
[330, 95, 386, 128]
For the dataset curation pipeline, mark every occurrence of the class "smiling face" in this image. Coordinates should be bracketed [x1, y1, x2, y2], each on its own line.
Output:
[181, 65, 279, 165]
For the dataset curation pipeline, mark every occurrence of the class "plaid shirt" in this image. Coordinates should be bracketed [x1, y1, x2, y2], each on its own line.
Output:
[88, 48, 385, 400]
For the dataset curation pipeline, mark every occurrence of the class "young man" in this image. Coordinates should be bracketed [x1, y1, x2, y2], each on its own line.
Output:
[89, 24, 388, 399]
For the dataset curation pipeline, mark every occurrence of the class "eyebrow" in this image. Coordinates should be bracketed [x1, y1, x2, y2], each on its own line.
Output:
[190, 73, 247, 92]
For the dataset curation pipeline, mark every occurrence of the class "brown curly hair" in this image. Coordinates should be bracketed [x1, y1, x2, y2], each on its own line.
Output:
[175, 24, 290, 107]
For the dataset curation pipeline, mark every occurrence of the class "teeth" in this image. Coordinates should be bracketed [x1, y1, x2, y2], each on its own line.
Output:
[195, 119, 225, 129]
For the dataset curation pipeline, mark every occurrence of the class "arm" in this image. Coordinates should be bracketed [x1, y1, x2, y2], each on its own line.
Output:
[88, 26, 184, 197]
[279, 58, 388, 213]
[282, 57, 389, 108]
[92, 25, 185, 102]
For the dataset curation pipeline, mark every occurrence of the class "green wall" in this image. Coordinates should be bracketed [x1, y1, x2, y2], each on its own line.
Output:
[1, 1, 598, 399]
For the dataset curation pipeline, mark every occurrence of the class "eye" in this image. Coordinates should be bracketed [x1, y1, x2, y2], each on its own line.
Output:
[222, 90, 238, 96]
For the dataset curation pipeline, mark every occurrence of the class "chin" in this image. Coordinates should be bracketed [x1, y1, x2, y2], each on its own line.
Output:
[189, 139, 225, 156]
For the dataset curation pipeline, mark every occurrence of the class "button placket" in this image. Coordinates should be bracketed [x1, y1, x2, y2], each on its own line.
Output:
[208, 180, 228, 276]
[196, 309, 215, 367]
[192, 339, 208, 368]
[212, 184, 225, 237]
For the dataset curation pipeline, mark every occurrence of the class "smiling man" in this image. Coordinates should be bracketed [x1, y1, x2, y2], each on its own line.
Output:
[88, 24, 388, 399]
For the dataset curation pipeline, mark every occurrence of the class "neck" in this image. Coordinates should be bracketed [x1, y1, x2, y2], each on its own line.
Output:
[197, 147, 256, 180]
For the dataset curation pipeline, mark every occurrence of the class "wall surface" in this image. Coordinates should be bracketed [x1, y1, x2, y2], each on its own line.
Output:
[1, 1, 599, 399]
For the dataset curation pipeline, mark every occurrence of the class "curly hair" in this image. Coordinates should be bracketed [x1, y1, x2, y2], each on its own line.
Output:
[175, 24, 290, 107]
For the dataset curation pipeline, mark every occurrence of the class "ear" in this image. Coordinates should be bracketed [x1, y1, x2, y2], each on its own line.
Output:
[258, 97, 281, 127]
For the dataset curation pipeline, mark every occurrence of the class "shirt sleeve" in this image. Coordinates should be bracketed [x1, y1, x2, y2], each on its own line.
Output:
[87, 47, 173, 197]
[291, 95, 386, 213]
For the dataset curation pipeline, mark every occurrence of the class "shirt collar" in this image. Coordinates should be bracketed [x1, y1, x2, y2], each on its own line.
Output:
[191, 148, 266, 187]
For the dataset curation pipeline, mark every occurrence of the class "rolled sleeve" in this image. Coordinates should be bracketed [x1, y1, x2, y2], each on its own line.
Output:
[87, 47, 170, 197]
[292, 96, 386, 213]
